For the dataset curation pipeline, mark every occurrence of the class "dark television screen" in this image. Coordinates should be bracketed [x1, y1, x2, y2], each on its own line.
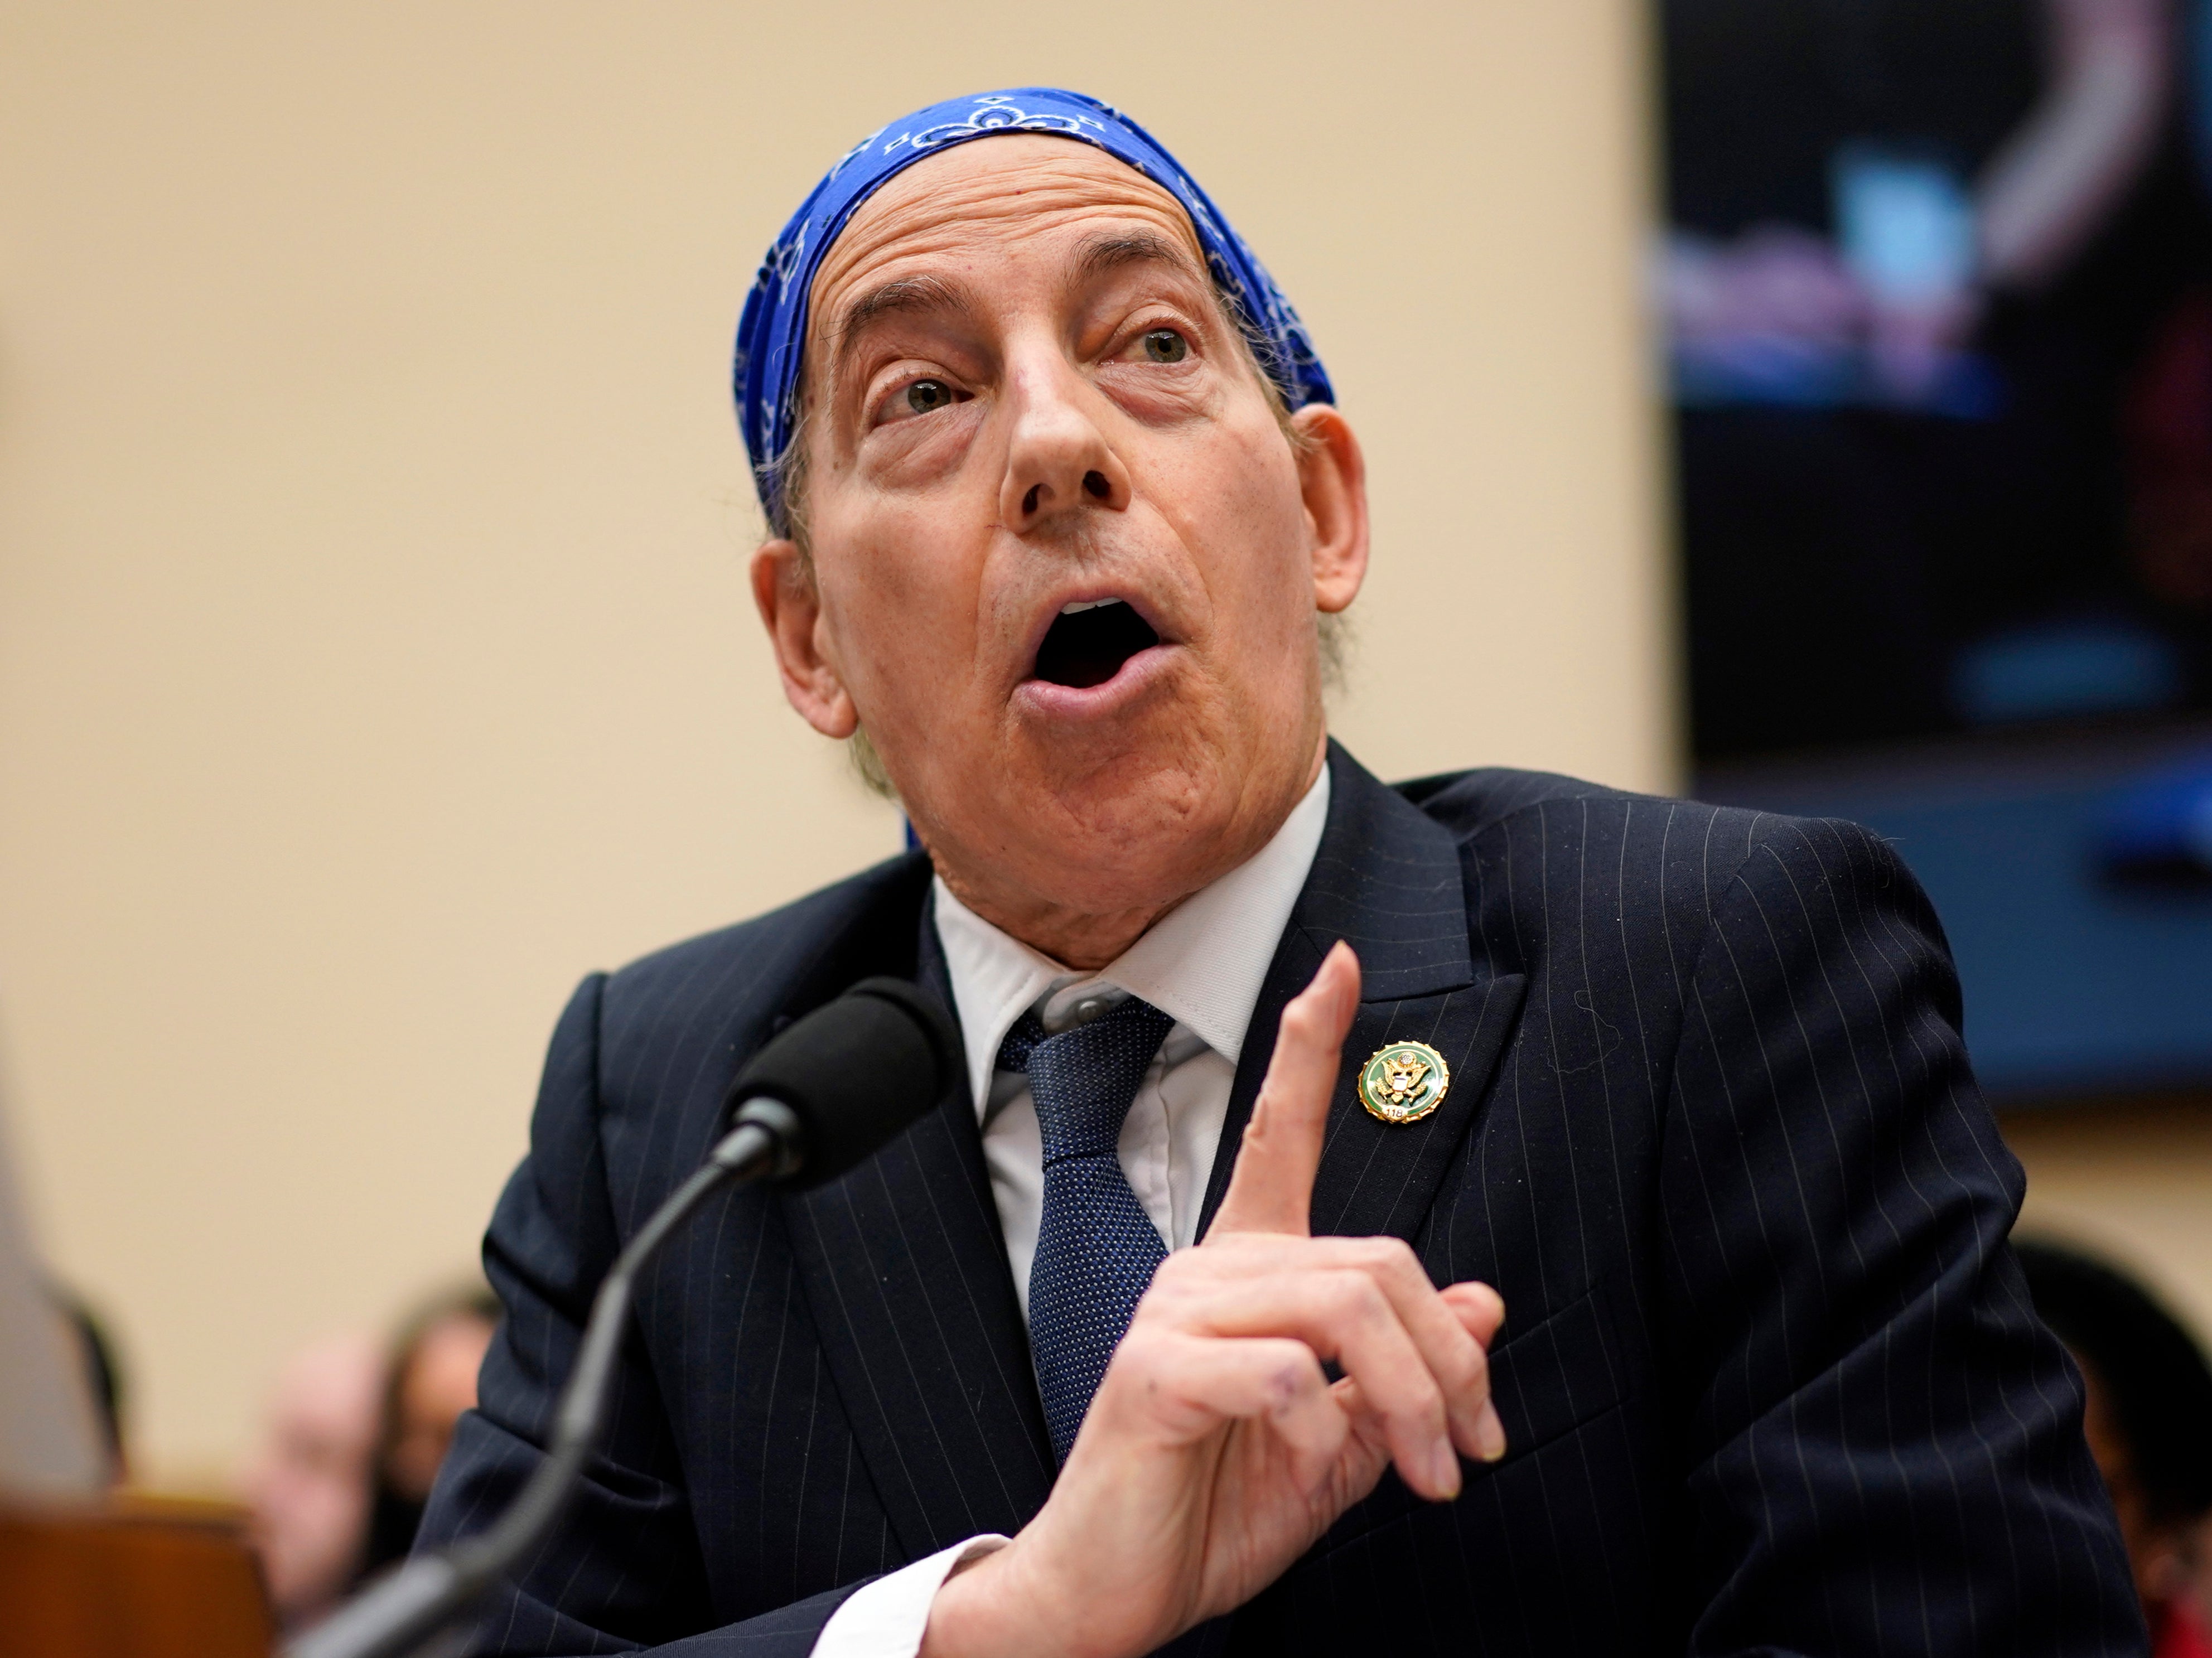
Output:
[1657, 0, 2212, 1098]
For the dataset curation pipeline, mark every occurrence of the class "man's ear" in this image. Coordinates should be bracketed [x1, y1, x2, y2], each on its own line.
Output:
[1292, 405, 1369, 614]
[750, 539, 859, 739]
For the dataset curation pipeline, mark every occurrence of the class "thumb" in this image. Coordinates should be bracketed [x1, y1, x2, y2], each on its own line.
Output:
[1210, 941, 1361, 1238]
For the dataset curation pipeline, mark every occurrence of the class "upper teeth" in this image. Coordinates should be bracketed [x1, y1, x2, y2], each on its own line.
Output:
[1060, 597, 1125, 615]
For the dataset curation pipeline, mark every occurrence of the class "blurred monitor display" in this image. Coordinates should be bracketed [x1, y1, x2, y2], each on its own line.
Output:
[1656, 0, 2212, 1099]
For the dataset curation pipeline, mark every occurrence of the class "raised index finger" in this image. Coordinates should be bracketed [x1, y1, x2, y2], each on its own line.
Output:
[1209, 941, 1360, 1238]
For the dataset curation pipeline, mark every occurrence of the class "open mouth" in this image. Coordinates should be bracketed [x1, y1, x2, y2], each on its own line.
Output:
[1030, 598, 1161, 689]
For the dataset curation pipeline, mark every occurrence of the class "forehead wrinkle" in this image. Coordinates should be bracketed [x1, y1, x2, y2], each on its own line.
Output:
[819, 219, 1205, 376]
[1073, 227, 1209, 289]
[817, 136, 1196, 299]
[803, 139, 1218, 409]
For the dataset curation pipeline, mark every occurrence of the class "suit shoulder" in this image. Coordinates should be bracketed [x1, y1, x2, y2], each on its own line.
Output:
[1399, 766, 1919, 937]
[1398, 764, 1689, 841]
[1398, 766, 1889, 869]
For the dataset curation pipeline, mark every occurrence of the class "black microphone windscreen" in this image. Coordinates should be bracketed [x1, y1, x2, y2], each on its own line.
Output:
[727, 977, 959, 1188]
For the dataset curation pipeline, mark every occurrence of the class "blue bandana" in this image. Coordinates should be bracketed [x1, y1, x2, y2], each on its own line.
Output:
[733, 88, 1333, 533]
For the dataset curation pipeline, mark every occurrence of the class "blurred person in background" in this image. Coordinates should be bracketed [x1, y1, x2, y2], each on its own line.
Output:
[2019, 1238, 2212, 1656]
[238, 1330, 381, 1633]
[47, 1282, 127, 1488]
[357, 1284, 498, 1579]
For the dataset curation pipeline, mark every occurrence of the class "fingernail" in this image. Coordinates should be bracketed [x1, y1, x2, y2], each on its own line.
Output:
[1431, 1442, 1462, 1499]
[1476, 1404, 1507, 1463]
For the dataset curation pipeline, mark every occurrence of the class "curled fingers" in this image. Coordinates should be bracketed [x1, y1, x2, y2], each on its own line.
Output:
[1158, 1239, 1508, 1472]
[1102, 1327, 1350, 1493]
[1159, 1268, 1469, 1497]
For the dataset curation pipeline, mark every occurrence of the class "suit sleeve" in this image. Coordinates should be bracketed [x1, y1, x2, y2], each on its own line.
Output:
[1658, 816, 2145, 1656]
[413, 974, 872, 1656]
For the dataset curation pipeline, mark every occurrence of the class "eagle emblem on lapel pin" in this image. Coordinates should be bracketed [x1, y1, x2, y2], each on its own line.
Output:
[1357, 1040, 1451, 1125]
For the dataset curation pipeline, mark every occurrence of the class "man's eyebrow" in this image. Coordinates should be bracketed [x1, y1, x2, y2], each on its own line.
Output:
[827, 274, 970, 366]
[1075, 229, 1209, 285]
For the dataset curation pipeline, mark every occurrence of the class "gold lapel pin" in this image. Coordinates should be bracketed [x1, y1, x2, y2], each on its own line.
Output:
[1357, 1039, 1451, 1125]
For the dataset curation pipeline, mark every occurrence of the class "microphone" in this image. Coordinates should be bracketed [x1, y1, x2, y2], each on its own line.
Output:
[292, 976, 959, 1658]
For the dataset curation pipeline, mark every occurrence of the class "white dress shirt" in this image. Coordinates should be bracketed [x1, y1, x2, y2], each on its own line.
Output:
[811, 767, 1331, 1658]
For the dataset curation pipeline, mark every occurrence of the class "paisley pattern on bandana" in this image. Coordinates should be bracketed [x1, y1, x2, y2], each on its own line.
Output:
[733, 88, 1334, 533]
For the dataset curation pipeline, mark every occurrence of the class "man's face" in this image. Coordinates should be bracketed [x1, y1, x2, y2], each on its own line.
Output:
[387, 1311, 495, 1501]
[239, 1335, 379, 1624]
[754, 135, 1366, 963]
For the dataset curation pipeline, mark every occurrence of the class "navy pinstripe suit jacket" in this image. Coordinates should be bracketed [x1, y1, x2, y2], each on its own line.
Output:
[417, 744, 2145, 1655]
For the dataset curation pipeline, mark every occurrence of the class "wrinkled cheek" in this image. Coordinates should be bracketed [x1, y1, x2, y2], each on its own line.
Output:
[820, 525, 978, 713]
[1200, 430, 1312, 601]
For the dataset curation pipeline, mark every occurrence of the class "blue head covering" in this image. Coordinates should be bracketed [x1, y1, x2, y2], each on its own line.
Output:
[734, 88, 1333, 533]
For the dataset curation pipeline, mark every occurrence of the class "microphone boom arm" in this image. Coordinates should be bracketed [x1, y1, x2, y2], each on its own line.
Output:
[290, 1101, 800, 1658]
[288, 973, 956, 1658]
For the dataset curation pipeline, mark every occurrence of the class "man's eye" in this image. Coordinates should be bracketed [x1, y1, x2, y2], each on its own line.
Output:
[871, 375, 970, 428]
[903, 379, 956, 415]
[1141, 328, 1189, 364]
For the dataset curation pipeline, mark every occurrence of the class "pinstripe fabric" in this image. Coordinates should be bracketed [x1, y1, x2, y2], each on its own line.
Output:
[416, 743, 2143, 1656]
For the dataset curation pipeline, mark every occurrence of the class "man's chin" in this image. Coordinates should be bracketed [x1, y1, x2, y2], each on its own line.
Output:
[968, 748, 1248, 910]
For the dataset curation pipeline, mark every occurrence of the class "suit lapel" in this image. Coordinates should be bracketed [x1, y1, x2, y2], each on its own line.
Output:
[1307, 974, 1526, 1240]
[779, 887, 1056, 1562]
[1200, 745, 1528, 1244]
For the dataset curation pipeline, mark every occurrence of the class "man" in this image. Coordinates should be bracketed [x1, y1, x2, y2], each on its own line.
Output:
[359, 1285, 501, 1580]
[241, 1333, 383, 1635]
[2017, 1240, 2212, 1655]
[418, 89, 2142, 1655]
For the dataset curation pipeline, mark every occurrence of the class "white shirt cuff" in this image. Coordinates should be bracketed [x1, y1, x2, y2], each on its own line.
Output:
[812, 1534, 1011, 1658]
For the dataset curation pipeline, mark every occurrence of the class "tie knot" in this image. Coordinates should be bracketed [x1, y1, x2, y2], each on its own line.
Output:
[999, 997, 1173, 1163]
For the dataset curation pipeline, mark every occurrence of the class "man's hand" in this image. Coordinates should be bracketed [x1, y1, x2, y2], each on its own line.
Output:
[923, 942, 1507, 1658]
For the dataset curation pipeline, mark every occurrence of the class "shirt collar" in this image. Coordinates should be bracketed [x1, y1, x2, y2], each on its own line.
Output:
[931, 765, 1331, 1119]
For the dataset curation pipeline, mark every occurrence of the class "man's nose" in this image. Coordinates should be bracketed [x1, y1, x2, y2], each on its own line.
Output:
[997, 355, 1132, 534]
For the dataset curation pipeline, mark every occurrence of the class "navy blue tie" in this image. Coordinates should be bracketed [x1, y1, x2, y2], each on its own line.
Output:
[1002, 995, 1176, 1463]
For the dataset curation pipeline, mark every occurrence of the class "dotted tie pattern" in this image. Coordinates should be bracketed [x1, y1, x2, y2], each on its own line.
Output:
[1002, 996, 1176, 1464]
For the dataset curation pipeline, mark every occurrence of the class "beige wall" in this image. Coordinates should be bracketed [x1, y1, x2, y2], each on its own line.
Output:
[0, 3, 1671, 1485]
[2008, 1100, 2212, 1353]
